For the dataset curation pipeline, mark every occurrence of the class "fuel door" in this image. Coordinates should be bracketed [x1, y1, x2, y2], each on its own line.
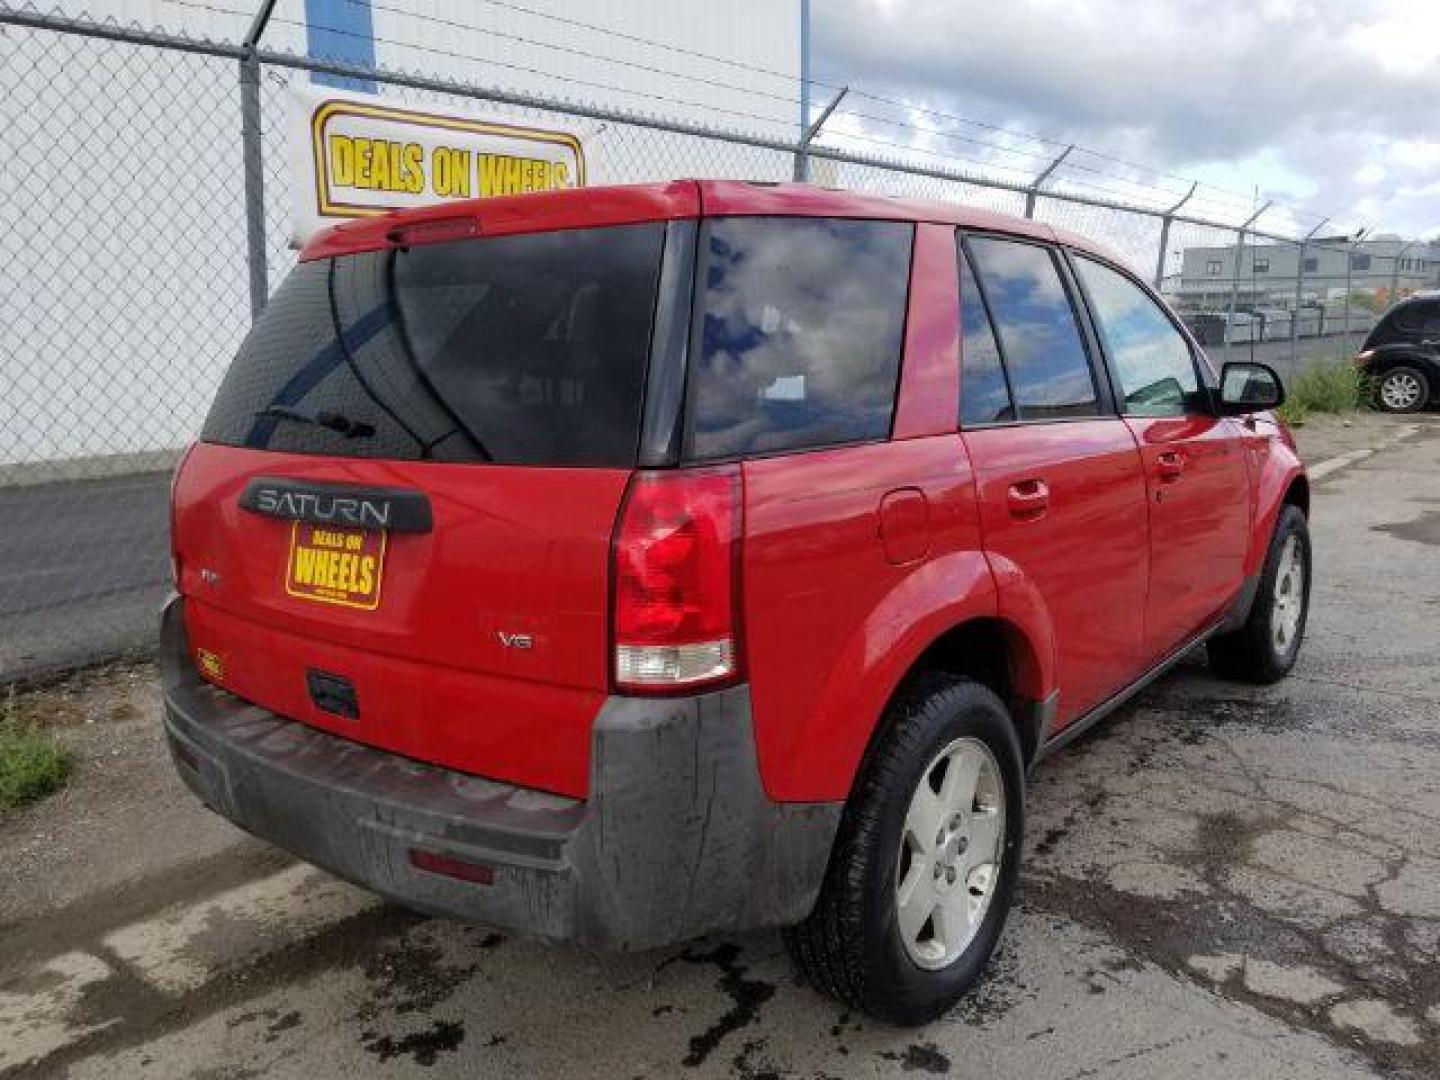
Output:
[878, 487, 930, 565]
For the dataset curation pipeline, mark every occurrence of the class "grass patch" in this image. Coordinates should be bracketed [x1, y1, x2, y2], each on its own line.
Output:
[1276, 362, 1369, 427]
[0, 691, 70, 811]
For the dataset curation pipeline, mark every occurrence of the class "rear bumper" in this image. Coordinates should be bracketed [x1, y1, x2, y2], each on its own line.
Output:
[159, 595, 841, 950]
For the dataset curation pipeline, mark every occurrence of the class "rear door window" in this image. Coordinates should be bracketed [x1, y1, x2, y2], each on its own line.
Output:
[687, 217, 913, 460]
[1074, 256, 1202, 417]
[202, 223, 667, 466]
[966, 237, 1100, 420]
[1397, 303, 1440, 337]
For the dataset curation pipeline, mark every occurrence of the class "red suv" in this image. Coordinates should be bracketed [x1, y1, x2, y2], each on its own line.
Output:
[164, 180, 1309, 1023]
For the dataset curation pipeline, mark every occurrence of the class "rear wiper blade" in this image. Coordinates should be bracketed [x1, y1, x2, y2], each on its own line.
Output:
[253, 406, 376, 439]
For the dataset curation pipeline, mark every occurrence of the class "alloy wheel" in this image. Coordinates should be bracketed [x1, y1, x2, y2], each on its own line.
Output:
[1270, 534, 1306, 655]
[894, 737, 1006, 970]
[1380, 371, 1423, 411]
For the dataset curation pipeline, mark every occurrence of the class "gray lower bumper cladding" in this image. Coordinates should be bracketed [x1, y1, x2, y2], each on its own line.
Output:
[158, 596, 841, 950]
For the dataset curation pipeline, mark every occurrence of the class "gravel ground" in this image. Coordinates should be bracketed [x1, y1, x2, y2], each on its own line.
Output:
[1, 415, 1436, 1079]
[1289, 412, 1420, 463]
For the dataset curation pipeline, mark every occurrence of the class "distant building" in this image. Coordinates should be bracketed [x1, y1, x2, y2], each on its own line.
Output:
[1164, 237, 1440, 310]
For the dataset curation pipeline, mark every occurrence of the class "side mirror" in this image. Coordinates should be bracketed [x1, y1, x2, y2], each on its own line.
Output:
[1216, 362, 1285, 416]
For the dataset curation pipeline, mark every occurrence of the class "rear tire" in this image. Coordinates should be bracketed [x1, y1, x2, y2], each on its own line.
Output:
[783, 674, 1024, 1025]
[1207, 504, 1310, 683]
[1374, 365, 1429, 413]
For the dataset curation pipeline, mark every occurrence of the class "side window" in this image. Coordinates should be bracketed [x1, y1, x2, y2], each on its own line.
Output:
[967, 237, 1099, 420]
[1398, 305, 1440, 336]
[957, 246, 1014, 425]
[688, 217, 912, 460]
[1075, 256, 1201, 418]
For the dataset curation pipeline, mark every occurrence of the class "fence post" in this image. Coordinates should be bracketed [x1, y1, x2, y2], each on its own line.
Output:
[1023, 144, 1072, 219]
[1290, 218, 1327, 371]
[1226, 202, 1271, 363]
[1152, 183, 1196, 290]
[1389, 240, 1415, 307]
[240, 0, 278, 321]
[1225, 229, 1242, 364]
[792, 86, 846, 183]
[1343, 230, 1365, 357]
[1289, 242, 1304, 373]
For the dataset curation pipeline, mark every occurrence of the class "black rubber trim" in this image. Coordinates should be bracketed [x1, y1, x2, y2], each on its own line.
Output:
[637, 220, 698, 468]
[1035, 618, 1225, 760]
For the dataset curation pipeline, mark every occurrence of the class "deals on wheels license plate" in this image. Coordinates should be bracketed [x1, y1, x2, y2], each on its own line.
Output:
[285, 521, 387, 610]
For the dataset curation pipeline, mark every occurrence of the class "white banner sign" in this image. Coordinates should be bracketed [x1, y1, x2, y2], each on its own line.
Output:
[287, 85, 588, 244]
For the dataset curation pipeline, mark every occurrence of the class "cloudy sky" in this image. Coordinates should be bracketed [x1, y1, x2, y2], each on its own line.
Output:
[812, 0, 1440, 238]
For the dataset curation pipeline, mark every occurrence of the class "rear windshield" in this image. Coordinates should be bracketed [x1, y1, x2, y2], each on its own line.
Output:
[202, 223, 666, 466]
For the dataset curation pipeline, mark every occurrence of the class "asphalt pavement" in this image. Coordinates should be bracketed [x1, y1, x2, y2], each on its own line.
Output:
[0, 472, 171, 682]
[1, 420, 1436, 1078]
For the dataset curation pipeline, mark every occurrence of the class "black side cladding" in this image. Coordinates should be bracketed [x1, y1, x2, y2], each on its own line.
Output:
[158, 595, 843, 950]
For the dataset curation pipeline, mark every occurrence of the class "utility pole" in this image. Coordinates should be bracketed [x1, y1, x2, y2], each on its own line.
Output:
[797, 0, 810, 171]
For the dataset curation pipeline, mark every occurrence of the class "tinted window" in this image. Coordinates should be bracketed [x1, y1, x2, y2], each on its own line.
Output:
[688, 217, 912, 460]
[967, 238, 1098, 420]
[202, 223, 666, 466]
[958, 247, 1014, 425]
[1396, 303, 1440, 336]
[1076, 257, 1200, 417]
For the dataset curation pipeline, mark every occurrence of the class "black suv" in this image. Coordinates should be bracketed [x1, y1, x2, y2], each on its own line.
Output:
[1358, 293, 1440, 412]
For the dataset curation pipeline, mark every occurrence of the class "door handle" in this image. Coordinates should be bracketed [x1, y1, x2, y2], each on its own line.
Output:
[1006, 478, 1050, 519]
[1156, 450, 1185, 481]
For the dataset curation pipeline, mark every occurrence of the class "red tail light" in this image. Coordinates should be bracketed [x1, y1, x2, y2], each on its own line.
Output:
[612, 467, 741, 693]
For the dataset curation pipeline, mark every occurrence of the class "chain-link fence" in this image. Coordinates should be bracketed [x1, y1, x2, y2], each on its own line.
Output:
[1, 4, 1434, 681]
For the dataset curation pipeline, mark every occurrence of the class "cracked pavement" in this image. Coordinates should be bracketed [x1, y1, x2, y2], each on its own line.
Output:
[1, 421, 1436, 1078]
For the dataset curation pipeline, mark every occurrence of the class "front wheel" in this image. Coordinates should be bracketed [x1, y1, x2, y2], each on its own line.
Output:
[783, 675, 1024, 1025]
[1208, 504, 1311, 683]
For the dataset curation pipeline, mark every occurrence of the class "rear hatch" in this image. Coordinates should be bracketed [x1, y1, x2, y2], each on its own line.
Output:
[173, 211, 688, 797]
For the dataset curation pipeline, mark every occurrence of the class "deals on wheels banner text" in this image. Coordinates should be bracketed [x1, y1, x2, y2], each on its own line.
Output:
[287, 85, 589, 244]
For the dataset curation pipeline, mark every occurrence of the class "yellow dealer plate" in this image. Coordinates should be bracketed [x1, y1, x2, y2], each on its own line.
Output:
[285, 521, 386, 610]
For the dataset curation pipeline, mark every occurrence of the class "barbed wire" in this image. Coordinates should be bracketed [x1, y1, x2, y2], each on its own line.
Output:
[336, 0, 1274, 209]
[152, 0, 1253, 216]
[153, 0, 1352, 228]
[238, 7, 808, 136]
[158, 0, 1209, 210]
[6, 0, 1365, 238]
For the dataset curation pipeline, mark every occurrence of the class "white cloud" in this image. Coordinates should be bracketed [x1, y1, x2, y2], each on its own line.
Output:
[813, 0, 1440, 237]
